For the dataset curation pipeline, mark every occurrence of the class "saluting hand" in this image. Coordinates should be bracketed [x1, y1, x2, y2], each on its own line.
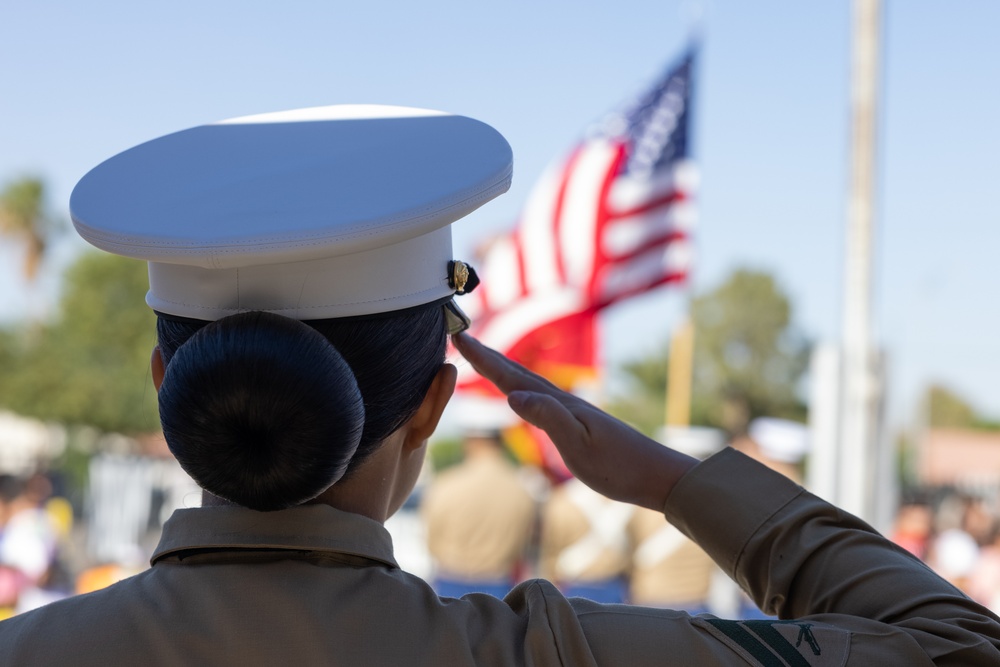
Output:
[452, 333, 698, 512]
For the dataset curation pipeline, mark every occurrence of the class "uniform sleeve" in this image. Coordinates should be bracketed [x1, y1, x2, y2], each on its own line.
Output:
[509, 448, 1000, 666]
[656, 447, 1000, 666]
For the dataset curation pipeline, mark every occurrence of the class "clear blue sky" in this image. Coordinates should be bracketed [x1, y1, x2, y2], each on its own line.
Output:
[2, 1, 999, 428]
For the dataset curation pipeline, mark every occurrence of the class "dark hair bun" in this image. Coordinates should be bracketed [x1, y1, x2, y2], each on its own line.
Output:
[158, 311, 364, 511]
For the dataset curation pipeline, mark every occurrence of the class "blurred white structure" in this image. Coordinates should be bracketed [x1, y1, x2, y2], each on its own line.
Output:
[656, 426, 726, 460]
[87, 453, 201, 564]
[0, 411, 66, 475]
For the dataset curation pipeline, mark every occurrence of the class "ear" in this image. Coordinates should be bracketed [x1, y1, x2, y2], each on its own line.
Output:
[403, 363, 457, 449]
[150, 346, 166, 392]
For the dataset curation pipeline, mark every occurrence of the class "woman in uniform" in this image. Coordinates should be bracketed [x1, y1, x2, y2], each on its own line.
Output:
[1, 105, 998, 666]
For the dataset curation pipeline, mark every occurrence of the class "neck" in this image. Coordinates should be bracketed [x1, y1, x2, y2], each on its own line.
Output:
[314, 430, 419, 523]
[201, 490, 237, 507]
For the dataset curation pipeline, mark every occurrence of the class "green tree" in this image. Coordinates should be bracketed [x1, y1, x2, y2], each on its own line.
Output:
[0, 177, 55, 281]
[926, 384, 975, 428]
[608, 268, 809, 435]
[691, 268, 809, 433]
[0, 252, 159, 434]
[925, 384, 979, 429]
[610, 347, 670, 436]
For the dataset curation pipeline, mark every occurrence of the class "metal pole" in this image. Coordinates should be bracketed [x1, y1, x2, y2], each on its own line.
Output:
[839, 0, 881, 520]
[666, 318, 695, 427]
[807, 343, 841, 501]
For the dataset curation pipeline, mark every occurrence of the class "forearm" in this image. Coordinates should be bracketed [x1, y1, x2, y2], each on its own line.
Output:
[664, 448, 1000, 661]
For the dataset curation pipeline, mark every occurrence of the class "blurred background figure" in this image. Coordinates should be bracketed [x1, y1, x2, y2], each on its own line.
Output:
[0, 473, 69, 617]
[734, 418, 810, 484]
[891, 500, 934, 560]
[0, 476, 27, 618]
[540, 477, 634, 603]
[421, 422, 536, 598]
[627, 427, 726, 614]
[927, 494, 983, 592]
[969, 517, 1000, 614]
[721, 417, 809, 618]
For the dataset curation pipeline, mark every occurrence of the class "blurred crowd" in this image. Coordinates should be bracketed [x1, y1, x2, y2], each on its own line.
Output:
[411, 418, 807, 618]
[412, 419, 1000, 618]
[891, 490, 1000, 612]
[3, 421, 1000, 621]
[0, 473, 74, 619]
[0, 454, 198, 620]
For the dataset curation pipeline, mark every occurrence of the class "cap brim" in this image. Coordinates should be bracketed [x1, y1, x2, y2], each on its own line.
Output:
[444, 300, 471, 335]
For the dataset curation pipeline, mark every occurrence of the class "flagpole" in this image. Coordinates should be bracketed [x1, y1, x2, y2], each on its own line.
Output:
[664, 28, 700, 434]
[838, 0, 882, 520]
[665, 314, 694, 429]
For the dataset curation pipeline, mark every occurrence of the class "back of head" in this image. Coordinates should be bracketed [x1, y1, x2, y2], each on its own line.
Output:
[157, 306, 447, 511]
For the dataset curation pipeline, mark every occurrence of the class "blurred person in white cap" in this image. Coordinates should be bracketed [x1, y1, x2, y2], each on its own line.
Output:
[736, 417, 810, 484]
[627, 427, 726, 614]
[421, 399, 536, 598]
[721, 417, 810, 620]
[1, 105, 998, 666]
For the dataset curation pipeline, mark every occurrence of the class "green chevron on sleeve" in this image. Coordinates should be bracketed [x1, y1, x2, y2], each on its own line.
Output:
[743, 621, 815, 667]
[705, 619, 786, 667]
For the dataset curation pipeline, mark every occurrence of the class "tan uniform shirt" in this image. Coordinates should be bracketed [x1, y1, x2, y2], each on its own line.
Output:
[421, 452, 535, 579]
[540, 479, 633, 584]
[1, 449, 998, 666]
[628, 506, 719, 608]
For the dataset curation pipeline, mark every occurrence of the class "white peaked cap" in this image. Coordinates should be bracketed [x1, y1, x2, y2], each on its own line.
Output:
[70, 104, 513, 322]
[452, 395, 521, 437]
[748, 417, 810, 464]
[655, 426, 726, 459]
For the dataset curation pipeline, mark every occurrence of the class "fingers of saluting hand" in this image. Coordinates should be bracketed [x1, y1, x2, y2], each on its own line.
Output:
[506, 390, 589, 444]
[452, 333, 561, 398]
[452, 333, 696, 512]
[452, 333, 587, 438]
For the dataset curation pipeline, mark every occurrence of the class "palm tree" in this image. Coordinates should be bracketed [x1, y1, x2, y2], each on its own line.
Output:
[0, 177, 51, 282]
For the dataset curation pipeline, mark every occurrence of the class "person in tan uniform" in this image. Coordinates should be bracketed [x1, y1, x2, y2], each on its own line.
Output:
[540, 477, 633, 602]
[726, 417, 811, 619]
[2, 106, 1000, 667]
[627, 506, 717, 611]
[421, 429, 535, 597]
[627, 427, 726, 614]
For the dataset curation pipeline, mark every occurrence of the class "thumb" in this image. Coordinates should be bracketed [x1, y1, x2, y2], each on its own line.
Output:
[507, 391, 579, 435]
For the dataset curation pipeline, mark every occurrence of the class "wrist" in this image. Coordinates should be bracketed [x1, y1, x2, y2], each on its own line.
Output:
[632, 446, 699, 512]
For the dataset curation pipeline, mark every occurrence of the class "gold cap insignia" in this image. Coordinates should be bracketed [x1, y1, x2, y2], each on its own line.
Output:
[452, 261, 470, 293]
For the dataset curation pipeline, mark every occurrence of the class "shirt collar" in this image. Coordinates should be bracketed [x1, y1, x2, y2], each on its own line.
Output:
[151, 504, 398, 569]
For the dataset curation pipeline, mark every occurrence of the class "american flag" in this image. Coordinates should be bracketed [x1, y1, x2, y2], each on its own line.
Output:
[458, 50, 698, 399]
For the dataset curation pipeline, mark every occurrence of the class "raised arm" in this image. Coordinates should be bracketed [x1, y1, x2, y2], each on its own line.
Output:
[452, 332, 697, 512]
[455, 333, 1000, 666]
